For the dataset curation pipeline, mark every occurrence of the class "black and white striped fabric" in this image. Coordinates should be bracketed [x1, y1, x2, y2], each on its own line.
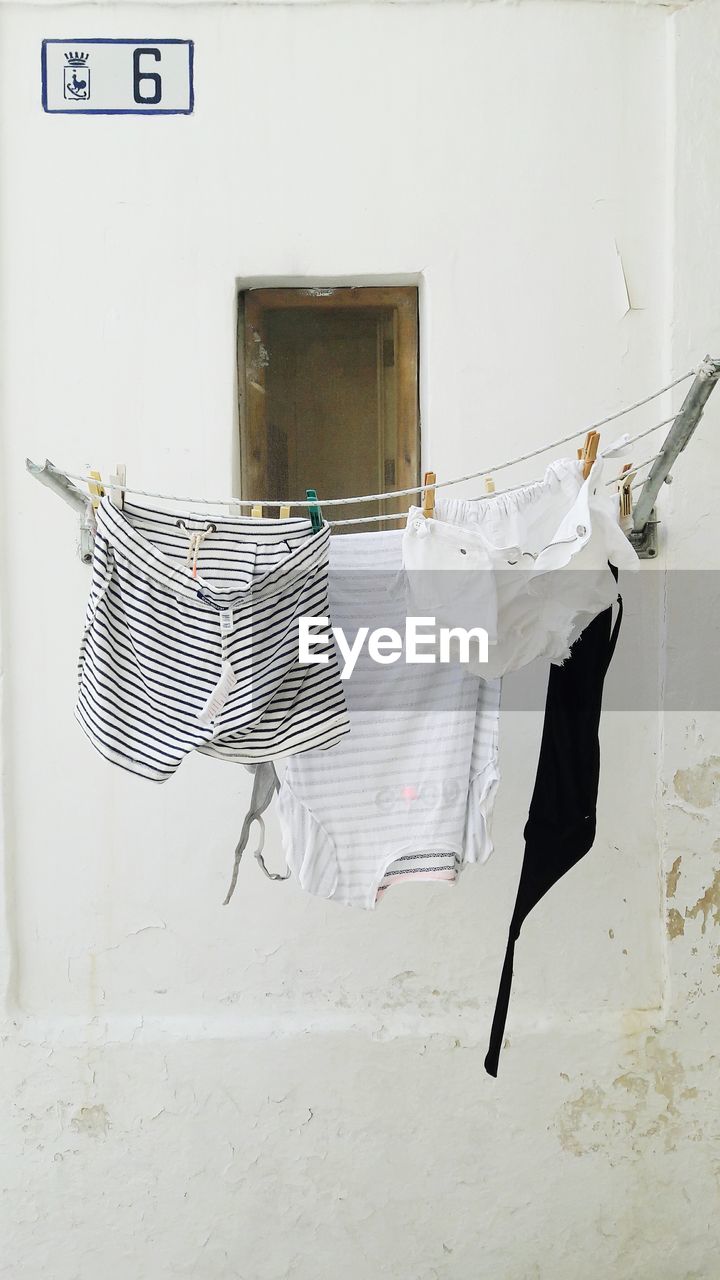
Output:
[76, 497, 349, 781]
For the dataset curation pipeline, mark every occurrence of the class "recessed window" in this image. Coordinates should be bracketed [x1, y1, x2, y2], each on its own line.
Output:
[238, 286, 420, 528]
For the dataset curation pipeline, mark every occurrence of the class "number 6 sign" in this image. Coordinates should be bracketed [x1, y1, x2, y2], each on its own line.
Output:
[42, 39, 194, 114]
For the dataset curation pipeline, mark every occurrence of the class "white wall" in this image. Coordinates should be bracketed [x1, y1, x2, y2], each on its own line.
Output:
[1, 2, 718, 1277]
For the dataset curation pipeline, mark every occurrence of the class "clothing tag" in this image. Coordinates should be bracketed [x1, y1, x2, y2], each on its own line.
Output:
[197, 661, 238, 727]
[220, 608, 233, 635]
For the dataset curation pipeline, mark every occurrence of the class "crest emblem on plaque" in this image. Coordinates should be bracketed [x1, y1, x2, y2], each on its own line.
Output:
[63, 51, 90, 101]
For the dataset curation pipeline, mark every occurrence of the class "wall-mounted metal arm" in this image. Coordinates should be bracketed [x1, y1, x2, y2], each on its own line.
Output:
[26, 457, 87, 513]
[632, 355, 720, 537]
[26, 457, 96, 563]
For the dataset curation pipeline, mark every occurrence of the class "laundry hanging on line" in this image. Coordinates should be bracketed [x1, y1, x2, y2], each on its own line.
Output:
[68, 456, 630, 1074]
[40, 448, 633, 1075]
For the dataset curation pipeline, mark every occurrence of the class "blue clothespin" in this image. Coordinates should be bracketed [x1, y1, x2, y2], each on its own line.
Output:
[306, 489, 323, 533]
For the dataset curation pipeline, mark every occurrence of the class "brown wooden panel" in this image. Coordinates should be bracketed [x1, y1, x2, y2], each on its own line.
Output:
[239, 286, 420, 528]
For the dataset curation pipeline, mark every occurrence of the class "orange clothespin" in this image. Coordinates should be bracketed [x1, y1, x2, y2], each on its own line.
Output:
[422, 471, 436, 519]
[87, 469, 104, 510]
[580, 432, 600, 480]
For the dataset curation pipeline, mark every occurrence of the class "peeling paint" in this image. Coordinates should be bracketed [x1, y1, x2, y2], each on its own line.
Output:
[667, 908, 685, 939]
[70, 1104, 110, 1138]
[556, 1085, 607, 1156]
[555, 1036, 698, 1157]
[666, 856, 682, 899]
[673, 756, 720, 809]
[685, 868, 720, 934]
[613, 1072, 650, 1101]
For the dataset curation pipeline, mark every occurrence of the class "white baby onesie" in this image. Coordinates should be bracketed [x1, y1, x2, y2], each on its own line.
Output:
[277, 529, 502, 910]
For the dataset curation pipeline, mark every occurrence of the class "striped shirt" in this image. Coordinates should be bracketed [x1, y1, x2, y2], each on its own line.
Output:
[76, 497, 349, 781]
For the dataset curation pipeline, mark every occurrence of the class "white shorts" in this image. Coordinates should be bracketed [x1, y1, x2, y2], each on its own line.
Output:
[277, 529, 501, 909]
[402, 457, 638, 679]
[76, 497, 349, 780]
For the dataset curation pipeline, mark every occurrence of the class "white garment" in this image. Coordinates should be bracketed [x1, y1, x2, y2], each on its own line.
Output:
[278, 529, 502, 910]
[402, 458, 638, 679]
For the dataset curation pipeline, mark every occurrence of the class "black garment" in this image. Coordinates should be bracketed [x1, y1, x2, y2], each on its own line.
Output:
[484, 579, 623, 1077]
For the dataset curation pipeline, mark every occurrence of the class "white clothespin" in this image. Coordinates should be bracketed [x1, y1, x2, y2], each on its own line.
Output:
[109, 463, 126, 511]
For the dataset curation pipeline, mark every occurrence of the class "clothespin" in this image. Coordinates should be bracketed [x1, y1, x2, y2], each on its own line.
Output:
[618, 463, 635, 534]
[87, 469, 104, 510]
[279, 504, 291, 520]
[484, 477, 496, 494]
[228, 500, 242, 517]
[305, 489, 323, 533]
[580, 432, 600, 480]
[422, 471, 436, 519]
[109, 463, 126, 510]
[251, 503, 263, 518]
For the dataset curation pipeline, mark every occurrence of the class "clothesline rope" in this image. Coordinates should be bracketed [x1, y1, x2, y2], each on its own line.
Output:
[328, 452, 663, 527]
[56, 368, 693, 512]
[604, 452, 661, 486]
[329, 422, 672, 526]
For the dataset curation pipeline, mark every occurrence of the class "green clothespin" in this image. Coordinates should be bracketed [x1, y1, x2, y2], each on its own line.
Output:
[306, 489, 323, 533]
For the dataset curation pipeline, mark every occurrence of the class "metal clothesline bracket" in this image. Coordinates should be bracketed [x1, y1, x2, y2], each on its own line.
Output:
[25, 457, 96, 563]
[627, 509, 659, 560]
[630, 354, 720, 558]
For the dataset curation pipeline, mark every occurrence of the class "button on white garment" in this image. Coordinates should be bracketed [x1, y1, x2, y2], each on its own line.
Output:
[401, 457, 639, 679]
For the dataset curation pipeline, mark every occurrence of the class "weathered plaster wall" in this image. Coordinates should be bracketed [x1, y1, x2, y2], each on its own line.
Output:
[0, 1, 718, 1276]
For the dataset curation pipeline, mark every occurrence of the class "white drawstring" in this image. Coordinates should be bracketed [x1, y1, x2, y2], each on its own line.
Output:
[177, 520, 216, 577]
